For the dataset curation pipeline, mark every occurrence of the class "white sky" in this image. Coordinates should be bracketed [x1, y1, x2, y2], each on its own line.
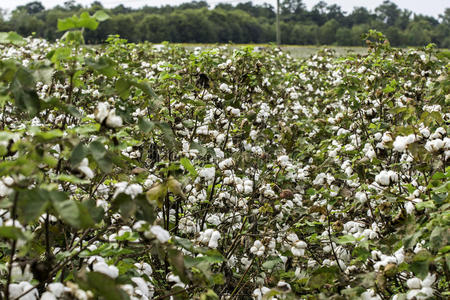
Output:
[0, 0, 447, 18]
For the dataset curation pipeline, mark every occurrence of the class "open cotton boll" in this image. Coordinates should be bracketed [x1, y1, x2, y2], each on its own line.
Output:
[40, 291, 57, 300]
[208, 230, 221, 248]
[95, 102, 110, 123]
[47, 283, 65, 297]
[393, 134, 415, 152]
[424, 139, 445, 152]
[9, 282, 38, 300]
[407, 278, 421, 289]
[93, 262, 119, 279]
[250, 240, 265, 256]
[198, 167, 215, 181]
[77, 158, 95, 179]
[105, 109, 123, 128]
[148, 225, 171, 243]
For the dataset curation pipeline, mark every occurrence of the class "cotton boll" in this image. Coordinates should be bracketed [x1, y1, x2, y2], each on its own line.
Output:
[131, 277, 150, 298]
[105, 109, 123, 128]
[95, 102, 110, 123]
[425, 139, 445, 152]
[375, 171, 390, 186]
[208, 231, 221, 248]
[405, 202, 415, 214]
[250, 240, 265, 256]
[148, 225, 171, 243]
[407, 278, 421, 289]
[421, 273, 436, 287]
[47, 283, 65, 297]
[93, 262, 119, 279]
[40, 291, 57, 300]
[77, 158, 95, 179]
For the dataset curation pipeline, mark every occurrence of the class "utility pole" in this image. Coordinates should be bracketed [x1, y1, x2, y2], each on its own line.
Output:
[276, 0, 281, 45]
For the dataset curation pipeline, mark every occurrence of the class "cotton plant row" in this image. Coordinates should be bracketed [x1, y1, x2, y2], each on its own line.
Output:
[0, 28, 448, 300]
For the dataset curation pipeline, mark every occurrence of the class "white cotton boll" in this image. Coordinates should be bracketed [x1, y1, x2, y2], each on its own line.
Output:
[95, 102, 110, 123]
[10, 282, 38, 300]
[296, 240, 307, 248]
[419, 287, 434, 298]
[11, 263, 33, 282]
[286, 233, 299, 243]
[355, 191, 367, 203]
[250, 240, 265, 256]
[149, 225, 171, 243]
[216, 133, 225, 144]
[291, 247, 305, 257]
[425, 139, 445, 152]
[407, 278, 422, 289]
[375, 171, 390, 186]
[131, 277, 150, 298]
[421, 273, 436, 287]
[218, 158, 234, 170]
[134, 262, 153, 277]
[208, 231, 221, 248]
[77, 158, 95, 179]
[244, 185, 253, 194]
[388, 170, 399, 183]
[393, 136, 409, 152]
[41, 291, 57, 300]
[105, 109, 123, 128]
[93, 262, 119, 279]
[47, 283, 65, 297]
[126, 184, 143, 199]
[199, 167, 215, 181]
[405, 202, 415, 214]
[420, 127, 430, 138]
[382, 132, 393, 143]
[230, 108, 240, 117]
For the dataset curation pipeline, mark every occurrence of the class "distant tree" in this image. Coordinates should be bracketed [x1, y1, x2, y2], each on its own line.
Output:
[318, 19, 339, 44]
[178, 1, 208, 10]
[348, 7, 374, 26]
[308, 1, 328, 26]
[16, 1, 45, 15]
[336, 27, 352, 45]
[375, 0, 401, 26]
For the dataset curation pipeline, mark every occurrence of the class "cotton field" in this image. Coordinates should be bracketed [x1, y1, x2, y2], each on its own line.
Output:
[0, 21, 448, 300]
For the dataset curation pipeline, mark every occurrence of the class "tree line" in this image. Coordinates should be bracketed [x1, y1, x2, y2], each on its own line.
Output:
[0, 0, 449, 47]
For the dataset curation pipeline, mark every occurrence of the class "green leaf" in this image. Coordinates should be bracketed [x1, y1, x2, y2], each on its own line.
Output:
[307, 266, 339, 289]
[262, 257, 282, 270]
[88, 141, 113, 173]
[0, 32, 25, 45]
[11, 67, 40, 116]
[336, 235, 356, 245]
[86, 57, 118, 78]
[410, 250, 432, 280]
[17, 189, 50, 224]
[86, 272, 129, 300]
[115, 78, 131, 99]
[156, 122, 179, 150]
[111, 193, 135, 221]
[58, 12, 99, 32]
[70, 143, 88, 168]
[93, 10, 110, 22]
[49, 191, 92, 228]
[138, 117, 155, 134]
[200, 289, 219, 300]
[0, 226, 25, 240]
[180, 157, 197, 177]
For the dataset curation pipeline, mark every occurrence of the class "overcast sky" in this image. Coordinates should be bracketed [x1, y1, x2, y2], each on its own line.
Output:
[0, 0, 448, 18]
